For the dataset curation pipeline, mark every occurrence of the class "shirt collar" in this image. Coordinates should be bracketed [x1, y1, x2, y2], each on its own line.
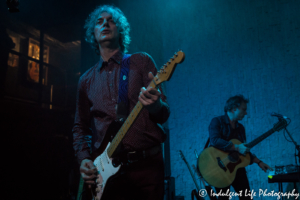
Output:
[224, 113, 240, 128]
[97, 50, 124, 71]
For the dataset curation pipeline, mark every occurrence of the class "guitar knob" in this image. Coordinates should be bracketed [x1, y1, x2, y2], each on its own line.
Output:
[96, 187, 100, 192]
[112, 158, 121, 167]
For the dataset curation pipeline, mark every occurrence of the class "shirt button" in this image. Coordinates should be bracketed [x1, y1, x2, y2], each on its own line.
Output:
[109, 71, 112, 74]
[112, 98, 116, 101]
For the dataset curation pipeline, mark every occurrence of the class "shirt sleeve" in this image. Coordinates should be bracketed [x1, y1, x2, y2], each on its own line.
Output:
[72, 75, 92, 164]
[142, 53, 170, 124]
[209, 117, 233, 151]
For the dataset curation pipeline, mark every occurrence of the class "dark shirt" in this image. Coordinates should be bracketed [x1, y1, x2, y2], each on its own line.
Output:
[208, 114, 256, 164]
[73, 51, 170, 164]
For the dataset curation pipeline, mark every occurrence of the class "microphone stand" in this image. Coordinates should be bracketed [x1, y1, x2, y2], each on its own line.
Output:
[284, 127, 300, 164]
[283, 126, 300, 193]
[273, 115, 299, 164]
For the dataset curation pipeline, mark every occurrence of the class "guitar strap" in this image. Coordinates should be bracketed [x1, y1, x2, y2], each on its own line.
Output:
[116, 54, 131, 121]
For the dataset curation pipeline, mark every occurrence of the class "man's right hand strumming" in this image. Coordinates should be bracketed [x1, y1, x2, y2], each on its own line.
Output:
[80, 159, 97, 188]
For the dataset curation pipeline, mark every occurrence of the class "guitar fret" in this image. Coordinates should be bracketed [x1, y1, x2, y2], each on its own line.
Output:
[247, 120, 287, 148]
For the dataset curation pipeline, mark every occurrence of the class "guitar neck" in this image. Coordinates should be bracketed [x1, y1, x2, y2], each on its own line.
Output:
[106, 50, 185, 157]
[107, 81, 156, 157]
[246, 128, 276, 149]
[183, 160, 200, 191]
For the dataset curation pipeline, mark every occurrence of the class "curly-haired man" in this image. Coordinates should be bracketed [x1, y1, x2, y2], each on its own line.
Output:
[73, 5, 169, 200]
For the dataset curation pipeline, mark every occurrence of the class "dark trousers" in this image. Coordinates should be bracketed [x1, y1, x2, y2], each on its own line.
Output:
[101, 152, 165, 200]
[214, 168, 251, 200]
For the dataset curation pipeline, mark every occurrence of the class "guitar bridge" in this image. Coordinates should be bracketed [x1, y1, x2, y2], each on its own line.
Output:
[217, 157, 227, 172]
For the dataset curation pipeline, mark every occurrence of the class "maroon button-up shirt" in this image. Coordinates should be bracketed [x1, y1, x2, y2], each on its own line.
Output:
[72, 51, 170, 164]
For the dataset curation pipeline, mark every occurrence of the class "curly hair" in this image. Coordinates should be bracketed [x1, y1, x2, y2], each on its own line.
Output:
[84, 5, 131, 54]
[224, 94, 249, 112]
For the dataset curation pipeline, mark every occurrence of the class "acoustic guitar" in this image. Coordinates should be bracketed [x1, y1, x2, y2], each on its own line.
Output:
[198, 118, 288, 188]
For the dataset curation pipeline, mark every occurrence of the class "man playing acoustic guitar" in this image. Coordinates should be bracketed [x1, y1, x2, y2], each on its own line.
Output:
[208, 95, 273, 200]
[73, 5, 170, 200]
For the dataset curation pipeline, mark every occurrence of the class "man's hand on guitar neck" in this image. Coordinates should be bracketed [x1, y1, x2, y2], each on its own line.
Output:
[139, 72, 163, 114]
[231, 143, 250, 155]
[80, 159, 97, 188]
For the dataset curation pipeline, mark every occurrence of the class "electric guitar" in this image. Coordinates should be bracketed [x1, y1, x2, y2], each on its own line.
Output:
[89, 51, 185, 200]
[198, 119, 288, 188]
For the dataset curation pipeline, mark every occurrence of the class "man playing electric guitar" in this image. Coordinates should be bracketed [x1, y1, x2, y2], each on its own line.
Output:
[72, 5, 170, 200]
[208, 95, 273, 200]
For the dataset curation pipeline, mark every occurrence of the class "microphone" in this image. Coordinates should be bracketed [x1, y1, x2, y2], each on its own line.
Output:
[268, 112, 288, 119]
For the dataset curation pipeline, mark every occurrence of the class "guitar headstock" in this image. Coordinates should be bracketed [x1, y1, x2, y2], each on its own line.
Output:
[273, 119, 288, 132]
[153, 50, 185, 86]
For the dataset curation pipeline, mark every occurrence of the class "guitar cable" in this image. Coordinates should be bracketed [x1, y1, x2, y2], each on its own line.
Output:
[282, 118, 292, 143]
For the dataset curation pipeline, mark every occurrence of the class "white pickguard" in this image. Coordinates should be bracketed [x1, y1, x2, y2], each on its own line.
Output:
[93, 142, 121, 200]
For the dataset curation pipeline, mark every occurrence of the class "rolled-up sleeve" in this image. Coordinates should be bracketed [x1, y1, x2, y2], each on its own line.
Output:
[249, 152, 257, 165]
[209, 117, 233, 151]
[72, 76, 92, 164]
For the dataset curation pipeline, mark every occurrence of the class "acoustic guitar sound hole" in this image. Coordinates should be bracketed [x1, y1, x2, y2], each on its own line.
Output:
[228, 152, 240, 163]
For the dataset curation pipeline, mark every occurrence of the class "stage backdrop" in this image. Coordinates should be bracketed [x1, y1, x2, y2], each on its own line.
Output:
[81, 0, 300, 199]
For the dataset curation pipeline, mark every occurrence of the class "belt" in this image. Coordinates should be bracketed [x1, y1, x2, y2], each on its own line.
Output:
[125, 145, 162, 163]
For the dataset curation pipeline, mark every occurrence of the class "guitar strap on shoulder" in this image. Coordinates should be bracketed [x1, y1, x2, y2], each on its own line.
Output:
[116, 54, 131, 121]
